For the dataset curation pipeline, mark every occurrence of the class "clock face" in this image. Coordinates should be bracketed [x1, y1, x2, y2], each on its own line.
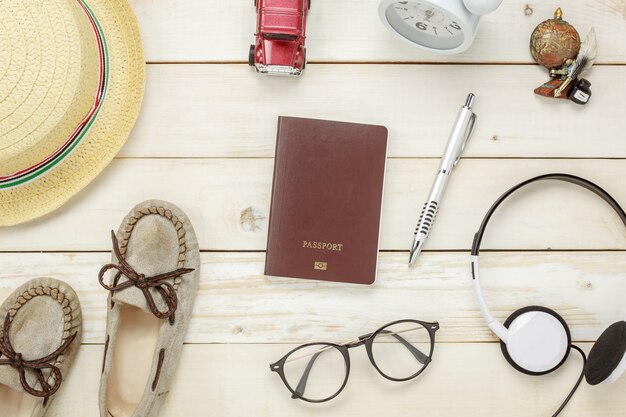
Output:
[383, 0, 466, 50]
[392, 1, 462, 38]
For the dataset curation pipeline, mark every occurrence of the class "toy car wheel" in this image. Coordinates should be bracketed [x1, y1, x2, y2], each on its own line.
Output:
[303, 48, 306, 69]
[308, 0, 311, 9]
[248, 45, 255, 66]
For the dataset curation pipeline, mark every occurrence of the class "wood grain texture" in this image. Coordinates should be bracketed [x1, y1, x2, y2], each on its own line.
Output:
[2, 251, 624, 344]
[48, 343, 625, 417]
[130, 0, 626, 63]
[122, 64, 626, 158]
[3, 159, 626, 251]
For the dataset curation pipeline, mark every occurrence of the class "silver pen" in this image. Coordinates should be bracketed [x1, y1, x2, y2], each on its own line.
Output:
[409, 93, 477, 265]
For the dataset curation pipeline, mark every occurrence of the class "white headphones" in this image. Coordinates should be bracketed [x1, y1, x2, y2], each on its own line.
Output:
[471, 173, 626, 385]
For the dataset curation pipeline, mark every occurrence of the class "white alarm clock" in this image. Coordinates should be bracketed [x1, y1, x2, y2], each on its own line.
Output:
[378, 0, 503, 54]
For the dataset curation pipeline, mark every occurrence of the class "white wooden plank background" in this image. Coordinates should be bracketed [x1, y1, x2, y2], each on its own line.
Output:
[3, 0, 626, 416]
[47, 344, 626, 417]
[131, 0, 626, 63]
[2, 252, 625, 344]
[122, 65, 626, 158]
[4, 159, 626, 251]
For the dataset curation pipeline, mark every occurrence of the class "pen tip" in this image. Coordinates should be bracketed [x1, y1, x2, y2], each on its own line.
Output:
[409, 240, 424, 266]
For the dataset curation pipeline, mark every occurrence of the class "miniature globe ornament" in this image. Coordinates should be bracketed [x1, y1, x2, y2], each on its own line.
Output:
[530, 8, 581, 69]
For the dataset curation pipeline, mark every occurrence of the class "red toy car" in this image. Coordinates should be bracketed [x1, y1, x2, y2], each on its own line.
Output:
[249, 0, 310, 76]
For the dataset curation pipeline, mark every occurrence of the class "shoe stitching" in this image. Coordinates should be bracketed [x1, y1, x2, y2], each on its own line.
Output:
[0, 314, 77, 398]
[99, 231, 194, 321]
[2, 285, 76, 370]
[0, 284, 79, 398]
[151, 348, 166, 392]
[118, 206, 188, 290]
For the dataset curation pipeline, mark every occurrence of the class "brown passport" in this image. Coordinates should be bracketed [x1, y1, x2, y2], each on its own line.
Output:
[264, 116, 388, 285]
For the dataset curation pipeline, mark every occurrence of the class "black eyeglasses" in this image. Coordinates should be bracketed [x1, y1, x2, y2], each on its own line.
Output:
[270, 319, 439, 403]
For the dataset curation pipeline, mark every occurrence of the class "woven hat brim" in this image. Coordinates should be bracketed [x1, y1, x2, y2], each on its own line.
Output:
[0, 0, 145, 226]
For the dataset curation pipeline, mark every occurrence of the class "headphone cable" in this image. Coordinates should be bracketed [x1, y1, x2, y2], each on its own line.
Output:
[551, 345, 587, 417]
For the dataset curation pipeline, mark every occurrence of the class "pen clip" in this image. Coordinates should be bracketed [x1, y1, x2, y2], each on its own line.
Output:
[454, 112, 477, 166]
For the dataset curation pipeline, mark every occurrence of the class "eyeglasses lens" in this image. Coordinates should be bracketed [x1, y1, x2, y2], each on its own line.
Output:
[282, 343, 347, 402]
[371, 321, 432, 380]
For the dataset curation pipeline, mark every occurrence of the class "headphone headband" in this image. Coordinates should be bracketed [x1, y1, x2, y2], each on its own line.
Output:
[471, 173, 626, 256]
[470, 173, 626, 343]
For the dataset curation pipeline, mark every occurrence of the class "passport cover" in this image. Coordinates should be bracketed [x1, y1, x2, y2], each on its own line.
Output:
[264, 116, 388, 285]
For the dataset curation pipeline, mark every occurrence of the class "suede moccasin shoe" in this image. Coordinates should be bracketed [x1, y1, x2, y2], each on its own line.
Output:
[98, 200, 200, 417]
[0, 278, 82, 417]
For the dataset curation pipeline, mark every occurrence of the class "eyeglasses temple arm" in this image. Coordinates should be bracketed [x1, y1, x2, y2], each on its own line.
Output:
[291, 350, 323, 399]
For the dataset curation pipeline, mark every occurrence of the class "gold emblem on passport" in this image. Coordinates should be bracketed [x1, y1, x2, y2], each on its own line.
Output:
[314, 261, 328, 271]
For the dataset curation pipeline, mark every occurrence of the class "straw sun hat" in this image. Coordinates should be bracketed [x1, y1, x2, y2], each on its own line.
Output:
[0, 0, 145, 226]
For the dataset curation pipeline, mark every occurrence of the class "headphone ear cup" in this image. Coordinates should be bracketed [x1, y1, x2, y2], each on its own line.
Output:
[585, 321, 626, 385]
[500, 306, 571, 376]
